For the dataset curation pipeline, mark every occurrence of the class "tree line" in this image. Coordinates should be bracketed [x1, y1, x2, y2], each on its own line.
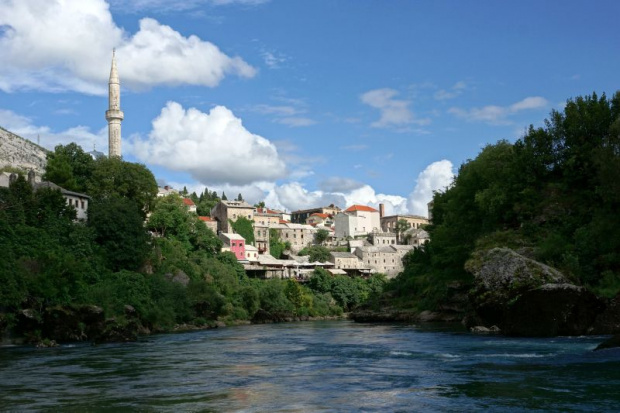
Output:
[386, 91, 620, 310]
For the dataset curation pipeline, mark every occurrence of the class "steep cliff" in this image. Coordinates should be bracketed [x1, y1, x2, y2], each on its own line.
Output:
[0, 126, 48, 174]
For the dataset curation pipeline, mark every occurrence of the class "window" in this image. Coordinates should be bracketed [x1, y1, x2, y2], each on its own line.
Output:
[81, 200, 85, 208]
[233, 214, 237, 219]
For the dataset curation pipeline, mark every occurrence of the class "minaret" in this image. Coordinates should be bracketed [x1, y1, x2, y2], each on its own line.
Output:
[105, 49, 124, 158]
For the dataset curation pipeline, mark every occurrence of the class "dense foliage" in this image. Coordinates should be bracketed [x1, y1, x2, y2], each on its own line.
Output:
[388, 91, 620, 310]
[0, 148, 364, 342]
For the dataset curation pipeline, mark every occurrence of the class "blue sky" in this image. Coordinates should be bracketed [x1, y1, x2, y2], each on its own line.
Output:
[1, 0, 618, 215]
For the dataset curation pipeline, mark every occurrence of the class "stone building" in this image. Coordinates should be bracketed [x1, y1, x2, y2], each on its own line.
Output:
[369, 230, 397, 246]
[353, 244, 413, 278]
[403, 228, 430, 248]
[0, 127, 48, 175]
[329, 252, 360, 270]
[253, 208, 281, 226]
[291, 204, 341, 224]
[334, 204, 381, 238]
[105, 50, 124, 158]
[210, 200, 256, 233]
[380, 214, 429, 233]
[198, 216, 218, 233]
[254, 224, 270, 255]
[270, 222, 316, 252]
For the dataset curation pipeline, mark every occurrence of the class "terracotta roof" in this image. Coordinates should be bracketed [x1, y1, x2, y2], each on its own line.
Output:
[198, 216, 213, 222]
[345, 204, 378, 213]
[310, 213, 329, 218]
[279, 219, 290, 224]
[182, 198, 195, 206]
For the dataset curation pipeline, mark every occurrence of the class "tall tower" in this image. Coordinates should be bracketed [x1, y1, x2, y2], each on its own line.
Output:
[105, 49, 123, 158]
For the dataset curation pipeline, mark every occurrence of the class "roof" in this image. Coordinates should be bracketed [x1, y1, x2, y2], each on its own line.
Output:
[310, 213, 329, 218]
[381, 214, 429, 221]
[219, 232, 246, 241]
[34, 181, 90, 199]
[198, 216, 214, 222]
[182, 198, 195, 206]
[330, 252, 357, 259]
[221, 200, 254, 209]
[345, 205, 378, 213]
[245, 245, 258, 252]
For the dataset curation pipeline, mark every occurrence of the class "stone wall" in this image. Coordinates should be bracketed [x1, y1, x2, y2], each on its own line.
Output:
[0, 127, 48, 175]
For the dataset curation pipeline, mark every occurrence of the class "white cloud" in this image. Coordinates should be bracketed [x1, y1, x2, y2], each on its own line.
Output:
[448, 96, 548, 125]
[129, 102, 287, 185]
[0, 0, 256, 94]
[319, 177, 364, 193]
[275, 117, 316, 127]
[434, 81, 467, 100]
[267, 182, 346, 212]
[407, 160, 455, 216]
[361, 88, 430, 128]
[109, 0, 270, 12]
[0, 109, 106, 152]
[262, 51, 287, 68]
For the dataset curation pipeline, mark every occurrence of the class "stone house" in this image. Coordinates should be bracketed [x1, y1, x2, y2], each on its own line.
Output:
[211, 200, 256, 233]
[353, 245, 412, 278]
[306, 212, 333, 226]
[404, 228, 430, 248]
[291, 204, 341, 224]
[369, 230, 397, 246]
[253, 224, 270, 255]
[198, 216, 218, 233]
[270, 222, 316, 252]
[380, 214, 429, 233]
[329, 252, 360, 270]
[334, 204, 381, 238]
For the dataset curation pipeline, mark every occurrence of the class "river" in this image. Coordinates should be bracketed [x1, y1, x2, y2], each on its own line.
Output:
[1, 320, 619, 412]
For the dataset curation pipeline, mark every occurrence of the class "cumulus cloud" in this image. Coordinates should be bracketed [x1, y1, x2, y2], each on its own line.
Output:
[407, 160, 455, 216]
[129, 102, 287, 186]
[0, 109, 106, 152]
[266, 182, 346, 212]
[361, 88, 430, 128]
[0, 0, 256, 94]
[448, 96, 548, 125]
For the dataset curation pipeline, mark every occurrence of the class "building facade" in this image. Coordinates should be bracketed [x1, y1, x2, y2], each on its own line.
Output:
[219, 232, 246, 261]
[291, 204, 341, 224]
[210, 200, 256, 233]
[380, 214, 429, 233]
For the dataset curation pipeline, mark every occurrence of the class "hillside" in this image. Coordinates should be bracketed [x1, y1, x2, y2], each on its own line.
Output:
[0, 126, 48, 174]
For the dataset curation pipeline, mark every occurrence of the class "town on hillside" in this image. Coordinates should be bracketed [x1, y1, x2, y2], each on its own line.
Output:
[157, 184, 431, 281]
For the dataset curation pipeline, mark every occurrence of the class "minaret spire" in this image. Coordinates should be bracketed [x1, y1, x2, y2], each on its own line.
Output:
[106, 49, 124, 158]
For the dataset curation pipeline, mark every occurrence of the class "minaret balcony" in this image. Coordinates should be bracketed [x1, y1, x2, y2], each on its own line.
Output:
[105, 109, 124, 121]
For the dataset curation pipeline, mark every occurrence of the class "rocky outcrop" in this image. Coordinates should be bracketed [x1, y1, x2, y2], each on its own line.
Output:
[0, 127, 48, 175]
[465, 248, 608, 336]
[591, 293, 620, 334]
[595, 334, 620, 351]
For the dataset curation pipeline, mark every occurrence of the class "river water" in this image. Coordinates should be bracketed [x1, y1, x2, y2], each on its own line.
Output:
[1, 320, 618, 412]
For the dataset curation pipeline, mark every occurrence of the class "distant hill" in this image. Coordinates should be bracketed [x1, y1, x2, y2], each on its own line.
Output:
[0, 126, 48, 175]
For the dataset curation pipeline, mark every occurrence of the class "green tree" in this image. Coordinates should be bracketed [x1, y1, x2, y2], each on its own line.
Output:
[88, 196, 150, 271]
[315, 228, 329, 245]
[300, 245, 331, 262]
[230, 216, 255, 244]
[44, 143, 94, 192]
[88, 157, 158, 217]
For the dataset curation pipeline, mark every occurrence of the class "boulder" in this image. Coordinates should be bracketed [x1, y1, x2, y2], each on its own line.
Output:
[595, 334, 620, 351]
[591, 293, 620, 334]
[465, 248, 605, 336]
[503, 284, 603, 336]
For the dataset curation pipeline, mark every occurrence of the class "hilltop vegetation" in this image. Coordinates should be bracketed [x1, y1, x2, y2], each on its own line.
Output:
[386, 91, 620, 312]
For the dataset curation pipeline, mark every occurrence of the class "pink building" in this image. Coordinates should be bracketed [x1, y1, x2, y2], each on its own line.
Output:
[219, 233, 246, 260]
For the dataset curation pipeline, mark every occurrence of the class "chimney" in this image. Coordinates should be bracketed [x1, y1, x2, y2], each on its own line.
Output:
[379, 203, 385, 218]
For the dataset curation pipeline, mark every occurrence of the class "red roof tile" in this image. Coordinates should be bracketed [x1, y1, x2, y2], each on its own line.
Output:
[182, 198, 195, 206]
[310, 213, 329, 218]
[345, 204, 378, 213]
[198, 216, 213, 221]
